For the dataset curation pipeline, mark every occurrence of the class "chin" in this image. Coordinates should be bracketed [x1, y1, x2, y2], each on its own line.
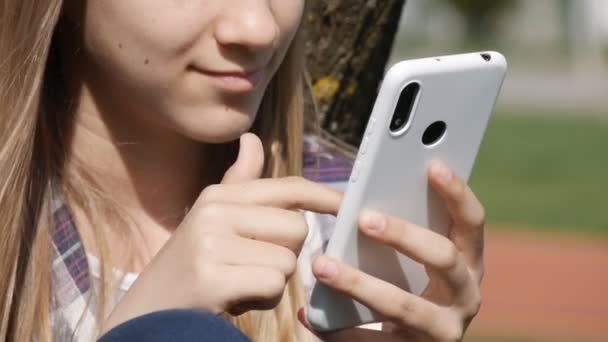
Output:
[172, 105, 258, 144]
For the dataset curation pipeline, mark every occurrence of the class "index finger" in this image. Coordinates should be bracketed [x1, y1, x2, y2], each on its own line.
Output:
[199, 176, 343, 215]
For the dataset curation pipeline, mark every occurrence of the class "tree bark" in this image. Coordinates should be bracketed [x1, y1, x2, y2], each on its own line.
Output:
[302, 0, 406, 147]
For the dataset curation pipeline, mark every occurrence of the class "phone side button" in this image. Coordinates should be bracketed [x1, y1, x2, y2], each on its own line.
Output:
[366, 118, 376, 136]
[350, 161, 361, 183]
[359, 137, 369, 155]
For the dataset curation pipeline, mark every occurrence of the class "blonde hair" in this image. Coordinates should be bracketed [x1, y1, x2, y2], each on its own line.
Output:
[0, 1, 313, 341]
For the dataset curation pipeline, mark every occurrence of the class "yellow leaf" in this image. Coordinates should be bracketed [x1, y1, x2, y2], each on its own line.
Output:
[345, 81, 358, 96]
[313, 76, 340, 102]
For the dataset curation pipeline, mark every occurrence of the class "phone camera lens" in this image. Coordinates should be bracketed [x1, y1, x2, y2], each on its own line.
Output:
[422, 121, 447, 146]
[481, 53, 492, 61]
[390, 82, 420, 133]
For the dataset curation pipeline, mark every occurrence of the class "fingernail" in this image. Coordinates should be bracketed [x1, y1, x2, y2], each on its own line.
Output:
[362, 210, 386, 232]
[317, 258, 338, 279]
[432, 161, 452, 183]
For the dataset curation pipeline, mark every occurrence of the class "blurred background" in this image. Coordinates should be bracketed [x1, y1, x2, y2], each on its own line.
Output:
[390, 0, 608, 340]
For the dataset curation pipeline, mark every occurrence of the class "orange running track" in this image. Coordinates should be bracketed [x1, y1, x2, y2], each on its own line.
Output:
[468, 229, 608, 341]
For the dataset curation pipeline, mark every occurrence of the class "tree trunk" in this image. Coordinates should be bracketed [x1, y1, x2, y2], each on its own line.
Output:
[302, 0, 406, 147]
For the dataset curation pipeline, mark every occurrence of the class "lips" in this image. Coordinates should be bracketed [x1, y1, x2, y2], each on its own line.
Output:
[189, 65, 265, 92]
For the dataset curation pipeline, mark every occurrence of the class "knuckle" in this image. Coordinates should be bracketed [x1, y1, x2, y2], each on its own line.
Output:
[435, 242, 460, 272]
[394, 221, 414, 245]
[468, 206, 486, 229]
[295, 213, 310, 245]
[282, 251, 298, 277]
[464, 290, 482, 320]
[450, 176, 467, 201]
[199, 184, 221, 203]
[283, 175, 304, 187]
[476, 262, 485, 283]
[282, 176, 307, 206]
[287, 175, 306, 184]
[197, 202, 225, 222]
[274, 245, 298, 277]
[440, 322, 464, 342]
[288, 176, 310, 191]
[394, 297, 429, 331]
[198, 233, 221, 257]
[340, 268, 361, 294]
[396, 297, 417, 319]
[265, 270, 287, 298]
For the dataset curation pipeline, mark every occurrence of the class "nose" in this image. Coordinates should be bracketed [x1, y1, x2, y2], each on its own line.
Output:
[213, 1, 279, 51]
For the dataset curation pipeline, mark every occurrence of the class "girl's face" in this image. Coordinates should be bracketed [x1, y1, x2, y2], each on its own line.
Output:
[70, 0, 304, 143]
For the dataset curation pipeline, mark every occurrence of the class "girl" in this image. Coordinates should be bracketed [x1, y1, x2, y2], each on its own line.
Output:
[0, 1, 486, 341]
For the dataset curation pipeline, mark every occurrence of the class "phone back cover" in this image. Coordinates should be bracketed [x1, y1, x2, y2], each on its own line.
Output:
[308, 52, 507, 331]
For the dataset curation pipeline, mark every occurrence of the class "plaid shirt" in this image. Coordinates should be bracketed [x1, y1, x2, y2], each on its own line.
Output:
[50, 135, 355, 341]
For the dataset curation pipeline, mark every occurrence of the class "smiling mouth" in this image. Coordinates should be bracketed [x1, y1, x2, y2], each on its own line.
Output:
[188, 66, 265, 93]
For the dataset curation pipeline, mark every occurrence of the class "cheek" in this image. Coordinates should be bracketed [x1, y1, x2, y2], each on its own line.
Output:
[84, 1, 214, 56]
[81, 1, 215, 97]
[272, 0, 305, 45]
[265, 0, 304, 79]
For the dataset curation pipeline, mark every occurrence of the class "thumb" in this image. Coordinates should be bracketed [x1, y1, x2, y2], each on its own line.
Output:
[221, 133, 265, 184]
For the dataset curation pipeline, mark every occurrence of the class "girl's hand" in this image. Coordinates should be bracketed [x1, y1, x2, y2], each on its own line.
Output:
[101, 134, 342, 334]
[302, 160, 485, 342]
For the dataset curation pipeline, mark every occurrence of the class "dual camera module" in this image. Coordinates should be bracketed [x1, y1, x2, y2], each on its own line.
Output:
[389, 82, 446, 146]
[388, 53, 491, 145]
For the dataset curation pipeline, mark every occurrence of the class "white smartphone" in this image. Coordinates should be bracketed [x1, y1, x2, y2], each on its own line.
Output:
[307, 51, 507, 331]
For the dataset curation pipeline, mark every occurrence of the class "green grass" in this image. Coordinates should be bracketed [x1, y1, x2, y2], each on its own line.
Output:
[469, 113, 608, 235]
